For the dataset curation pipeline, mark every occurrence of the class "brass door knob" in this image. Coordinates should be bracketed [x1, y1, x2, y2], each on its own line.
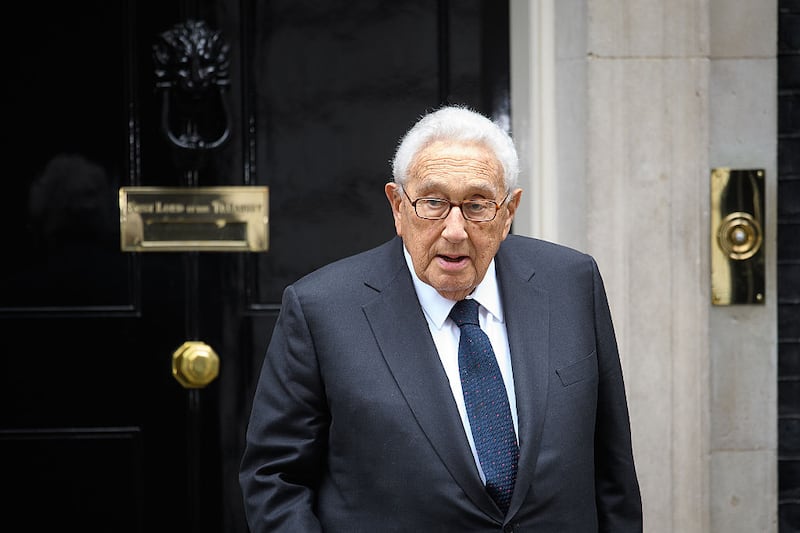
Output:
[172, 341, 220, 388]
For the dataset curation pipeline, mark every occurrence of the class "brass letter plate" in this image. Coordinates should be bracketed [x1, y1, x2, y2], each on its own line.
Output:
[119, 186, 268, 252]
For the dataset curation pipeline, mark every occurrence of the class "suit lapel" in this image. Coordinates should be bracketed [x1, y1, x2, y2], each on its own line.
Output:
[362, 239, 499, 517]
[495, 241, 550, 516]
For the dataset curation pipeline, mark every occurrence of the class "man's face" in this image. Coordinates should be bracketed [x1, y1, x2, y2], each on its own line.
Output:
[385, 140, 522, 301]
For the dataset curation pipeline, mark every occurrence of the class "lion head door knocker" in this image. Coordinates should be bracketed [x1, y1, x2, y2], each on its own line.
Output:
[153, 20, 232, 164]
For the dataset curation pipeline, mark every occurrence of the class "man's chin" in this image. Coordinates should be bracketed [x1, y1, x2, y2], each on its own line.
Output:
[428, 279, 476, 301]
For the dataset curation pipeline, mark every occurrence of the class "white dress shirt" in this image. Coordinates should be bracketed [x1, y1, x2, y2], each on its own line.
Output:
[402, 246, 518, 482]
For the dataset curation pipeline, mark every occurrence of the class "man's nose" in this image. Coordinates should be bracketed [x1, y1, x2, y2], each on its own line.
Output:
[441, 204, 468, 239]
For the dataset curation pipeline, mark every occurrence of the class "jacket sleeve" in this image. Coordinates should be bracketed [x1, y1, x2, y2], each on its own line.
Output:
[591, 258, 644, 532]
[239, 284, 326, 533]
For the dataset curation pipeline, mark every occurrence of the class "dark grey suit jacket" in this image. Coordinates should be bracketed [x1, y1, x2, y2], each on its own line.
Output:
[239, 235, 642, 532]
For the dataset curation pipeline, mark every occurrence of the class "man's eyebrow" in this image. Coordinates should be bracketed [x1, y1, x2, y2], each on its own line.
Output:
[414, 178, 496, 197]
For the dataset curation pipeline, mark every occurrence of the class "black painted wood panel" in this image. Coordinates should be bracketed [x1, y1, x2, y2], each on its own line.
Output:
[0, 1, 510, 532]
[779, 0, 800, 530]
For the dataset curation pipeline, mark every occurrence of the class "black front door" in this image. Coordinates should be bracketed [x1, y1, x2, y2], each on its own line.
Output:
[0, 1, 509, 531]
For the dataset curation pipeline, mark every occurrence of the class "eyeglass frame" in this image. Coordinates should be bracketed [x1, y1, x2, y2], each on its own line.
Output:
[399, 187, 510, 222]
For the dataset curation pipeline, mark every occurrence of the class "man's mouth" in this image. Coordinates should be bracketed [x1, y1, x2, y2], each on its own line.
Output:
[439, 254, 468, 264]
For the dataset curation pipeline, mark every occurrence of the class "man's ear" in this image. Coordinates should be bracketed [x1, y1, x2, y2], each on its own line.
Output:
[385, 182, 403, 236]
[501, 188, 523, 238]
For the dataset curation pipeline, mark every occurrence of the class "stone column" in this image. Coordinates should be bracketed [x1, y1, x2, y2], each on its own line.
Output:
[510, 1, 777, 531]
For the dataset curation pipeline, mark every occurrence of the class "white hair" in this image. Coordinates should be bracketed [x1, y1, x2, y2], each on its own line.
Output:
[391, 105, 519, 193]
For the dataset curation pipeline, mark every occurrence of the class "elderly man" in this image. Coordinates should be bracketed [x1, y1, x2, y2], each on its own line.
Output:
[239, 105, 642, 531]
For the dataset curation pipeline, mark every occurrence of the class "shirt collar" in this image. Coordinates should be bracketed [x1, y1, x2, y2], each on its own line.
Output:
[402, 244, 504, 330]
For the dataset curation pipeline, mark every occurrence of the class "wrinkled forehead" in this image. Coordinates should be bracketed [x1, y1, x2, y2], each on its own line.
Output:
[408, 140, 504, 192]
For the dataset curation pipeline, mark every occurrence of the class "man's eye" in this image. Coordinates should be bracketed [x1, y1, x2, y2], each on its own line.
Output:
[464, 202, 489, 213]
[420, 199, 448, 209]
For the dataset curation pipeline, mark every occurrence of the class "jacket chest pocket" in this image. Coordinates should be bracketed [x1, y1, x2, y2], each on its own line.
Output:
[555, 350, 597, 387]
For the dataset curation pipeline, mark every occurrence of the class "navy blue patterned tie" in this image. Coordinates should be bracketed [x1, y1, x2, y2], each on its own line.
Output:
[450, 298, 519, 514]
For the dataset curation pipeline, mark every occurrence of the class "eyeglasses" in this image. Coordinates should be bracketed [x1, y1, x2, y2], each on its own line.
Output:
[401, 188, 509, 222]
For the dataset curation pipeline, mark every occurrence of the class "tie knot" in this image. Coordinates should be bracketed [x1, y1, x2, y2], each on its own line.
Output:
[449, 298, 480, 327]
